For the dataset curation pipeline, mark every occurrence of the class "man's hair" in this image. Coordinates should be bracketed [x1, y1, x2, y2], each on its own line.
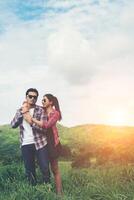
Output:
[26, 88, 39, 97]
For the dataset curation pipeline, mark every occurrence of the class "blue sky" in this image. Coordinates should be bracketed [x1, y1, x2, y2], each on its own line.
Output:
[0, 0, 134, 126]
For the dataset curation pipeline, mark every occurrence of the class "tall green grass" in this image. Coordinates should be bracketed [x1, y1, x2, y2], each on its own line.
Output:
[1, 162, 134, 200]
[1, 124, 134, 199]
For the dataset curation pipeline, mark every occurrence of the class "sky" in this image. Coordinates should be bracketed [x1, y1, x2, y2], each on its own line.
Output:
[0, 0, 134, 127]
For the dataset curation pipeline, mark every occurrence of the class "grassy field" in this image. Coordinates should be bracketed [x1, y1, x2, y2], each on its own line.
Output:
[1, 124, 134, 199]
[1, 161, 134, 200]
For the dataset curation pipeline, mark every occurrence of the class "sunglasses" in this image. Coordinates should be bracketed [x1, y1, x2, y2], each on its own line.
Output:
[42, 99, 46, 103]
[27, 95, 37, 100]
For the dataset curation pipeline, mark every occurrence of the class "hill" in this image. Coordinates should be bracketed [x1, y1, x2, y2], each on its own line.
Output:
[1, 124, 134, 199]
[68, 123, 134, 146]
[1, 123, 134, 165]
[66, 124, 134, 167]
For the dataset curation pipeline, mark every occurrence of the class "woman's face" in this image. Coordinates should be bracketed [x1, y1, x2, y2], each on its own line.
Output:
[42, 96, 52, 108]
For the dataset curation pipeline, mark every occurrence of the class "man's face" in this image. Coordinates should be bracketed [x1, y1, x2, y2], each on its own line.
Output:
[26, 91, 38, 106]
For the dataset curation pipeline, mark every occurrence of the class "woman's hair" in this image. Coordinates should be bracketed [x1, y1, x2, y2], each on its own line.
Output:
[44, 94, 62, 120]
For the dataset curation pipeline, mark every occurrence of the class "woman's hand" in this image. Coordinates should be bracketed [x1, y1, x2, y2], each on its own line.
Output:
[21, 101, 29, 114]
[32, 118, 43, 127]
[23, 112, 33, 125]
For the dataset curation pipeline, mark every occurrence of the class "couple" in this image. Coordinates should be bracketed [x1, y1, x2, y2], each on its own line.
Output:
[11, 88, 62, 195]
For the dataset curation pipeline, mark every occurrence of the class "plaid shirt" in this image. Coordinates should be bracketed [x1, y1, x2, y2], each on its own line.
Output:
[42, 109, 60, 146]
[11, 105, 47, 150]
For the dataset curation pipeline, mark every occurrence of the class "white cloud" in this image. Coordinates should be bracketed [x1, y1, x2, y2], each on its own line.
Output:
[46, 24, 96, 84]
[0, 0, 134, 126]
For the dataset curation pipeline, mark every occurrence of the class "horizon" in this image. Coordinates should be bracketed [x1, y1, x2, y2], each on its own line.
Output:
[1, 122, 134, 129]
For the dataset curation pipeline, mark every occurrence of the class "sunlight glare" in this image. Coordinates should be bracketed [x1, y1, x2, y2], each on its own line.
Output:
[106, 110, 128, 126]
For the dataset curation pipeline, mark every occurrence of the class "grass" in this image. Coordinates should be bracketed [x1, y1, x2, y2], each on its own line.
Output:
[1, 124, 134, 199]
[1, 162, 134, 200]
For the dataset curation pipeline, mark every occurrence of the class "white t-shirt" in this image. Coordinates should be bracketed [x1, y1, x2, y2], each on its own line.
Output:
[22, 108, 35, 146]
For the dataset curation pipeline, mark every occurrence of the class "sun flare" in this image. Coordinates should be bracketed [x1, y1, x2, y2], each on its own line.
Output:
[106, 110, 128, 126]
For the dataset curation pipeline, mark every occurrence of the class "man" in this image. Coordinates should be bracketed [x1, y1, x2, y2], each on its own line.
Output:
[11, 88, 50, 185]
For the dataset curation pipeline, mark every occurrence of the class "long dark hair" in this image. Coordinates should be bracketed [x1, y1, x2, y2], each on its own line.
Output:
[44, 94, 62, 120]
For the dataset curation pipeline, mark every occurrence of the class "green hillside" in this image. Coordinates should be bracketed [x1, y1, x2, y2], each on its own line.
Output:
[68, 123, 134, 146]
[1, 124, 134, 199]
[1, 123, 134, 165]
[66, 124, 134, 167]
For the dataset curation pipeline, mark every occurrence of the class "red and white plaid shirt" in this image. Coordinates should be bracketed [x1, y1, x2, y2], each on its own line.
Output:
[42, 109, 60, 146]
[11, 105, 47, 150]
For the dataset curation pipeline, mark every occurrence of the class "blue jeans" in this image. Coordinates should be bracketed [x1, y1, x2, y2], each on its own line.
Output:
[21, 144, 50, 185]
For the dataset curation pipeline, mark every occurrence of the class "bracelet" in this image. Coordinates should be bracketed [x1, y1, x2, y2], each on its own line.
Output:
[22, 110, 29, 114]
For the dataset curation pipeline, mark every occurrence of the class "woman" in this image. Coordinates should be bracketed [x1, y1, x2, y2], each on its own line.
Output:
[24, 94, 63, 195]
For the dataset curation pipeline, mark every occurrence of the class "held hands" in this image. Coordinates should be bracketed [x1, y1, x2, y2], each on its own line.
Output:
[21, 101, 43, 127]
[23, 113, 33, 125]
[23, 115, 44, 127]
[21, 101, 29, 114]
[21, 101, 33, 125]
[32, 117, 44, 128]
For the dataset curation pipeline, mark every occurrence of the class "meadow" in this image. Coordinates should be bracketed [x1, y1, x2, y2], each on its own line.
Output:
[1, 124, 134, 200]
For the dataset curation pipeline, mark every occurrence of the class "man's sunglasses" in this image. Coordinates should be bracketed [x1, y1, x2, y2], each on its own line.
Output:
[27, 95, 37, 100]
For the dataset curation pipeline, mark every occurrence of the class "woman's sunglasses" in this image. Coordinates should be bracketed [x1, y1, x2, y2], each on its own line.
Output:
[42, 99, 46, 103]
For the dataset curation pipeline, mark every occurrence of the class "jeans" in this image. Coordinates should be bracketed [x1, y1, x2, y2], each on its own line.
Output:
[21, 144, 50, 185]
[36, 145, 50, 184]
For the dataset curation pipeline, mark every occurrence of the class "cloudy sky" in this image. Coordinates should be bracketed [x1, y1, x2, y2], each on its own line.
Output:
[0, 0, 134, 127]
